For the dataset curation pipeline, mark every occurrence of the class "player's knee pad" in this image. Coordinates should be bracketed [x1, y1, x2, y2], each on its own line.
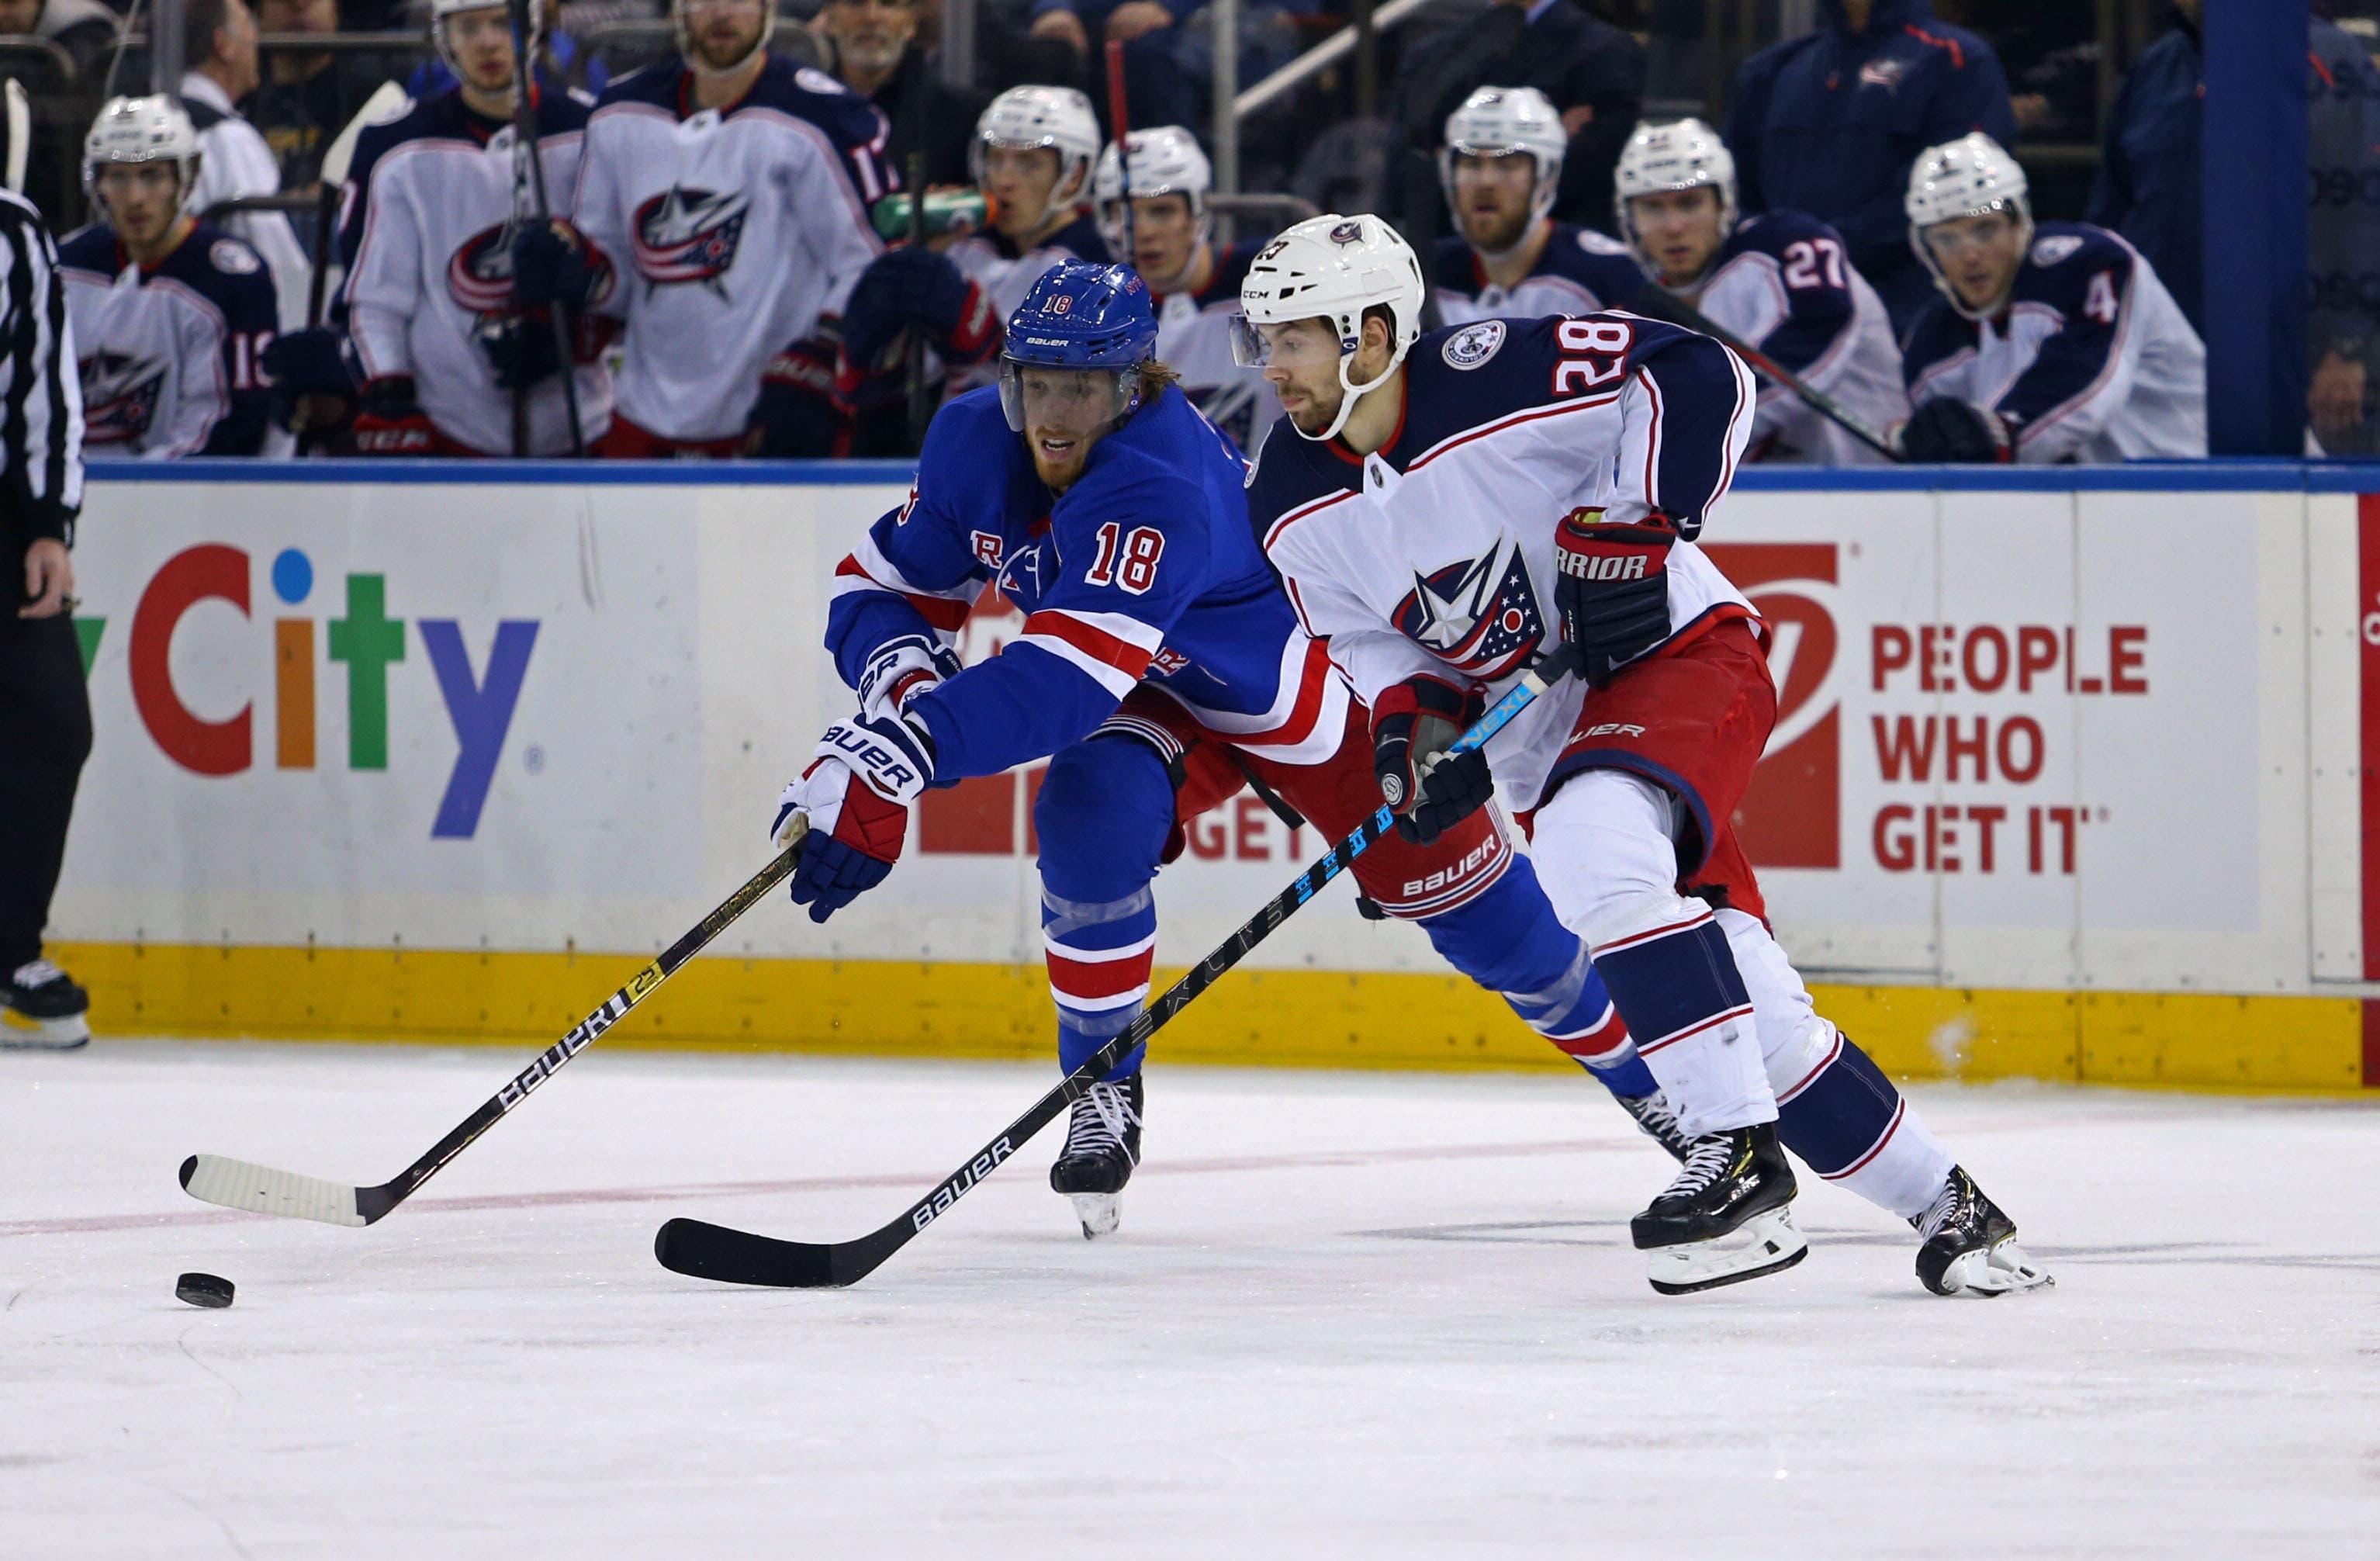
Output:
[1033, 736, 1175, 905]
[1417, 855, 1629, 1066]
[1716, 906, 1828, 1078]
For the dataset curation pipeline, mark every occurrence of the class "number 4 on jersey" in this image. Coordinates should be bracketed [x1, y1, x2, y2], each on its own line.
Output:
[2083, 270, 2119, 326]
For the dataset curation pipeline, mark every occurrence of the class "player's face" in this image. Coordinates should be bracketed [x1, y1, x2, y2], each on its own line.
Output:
[825, 0, 914, 78]
[983, 144, 1064, 236]
[1014, 365, 1122, 489]
[0, 0, 37, 33]
[1628, 186, 1724, 283]
[96, 163, 183, 246]
[1922, 211, 2025, 312]
[681, 0, 766, 71]
[1251, 317, 1353, 437]
[1451, 151, 1536, 254]
[1112, 193, 1197, 287]
[258, 0, 335, 34]
[442, 6, 518, 94]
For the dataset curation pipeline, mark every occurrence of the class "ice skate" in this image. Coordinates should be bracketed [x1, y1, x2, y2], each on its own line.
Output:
[2, 960, 90, 1050]
[1914, 1165, 2053, 1297]
[1629, 1123, 1805, 1295]
[1048, 1073, 1143, 1239]
[1616, 1089, 1693, 1163]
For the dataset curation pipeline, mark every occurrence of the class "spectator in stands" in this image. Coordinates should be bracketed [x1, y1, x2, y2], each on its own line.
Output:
[0, 0, 118, 84]
[57, 97, 276, 456]
[244, 0, 393, 189]
[1026, 0, 1195, 132]
[181, 0, 316, 331]
[1726, 0, 2015, 334]
[1391, 0, 1645, 239]
[1896, 132, 2203, 463]
[819, 0, 986, 189]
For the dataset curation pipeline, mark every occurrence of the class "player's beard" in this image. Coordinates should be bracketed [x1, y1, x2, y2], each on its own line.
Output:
[692, 14, 764, 71]
[1461, 199, 1530, 257]
[1277, 375, 1342, 438]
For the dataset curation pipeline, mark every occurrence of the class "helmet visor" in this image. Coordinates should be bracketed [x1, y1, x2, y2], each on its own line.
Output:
[1229, 313, 1346, 371]
[999, 358, 1136, 435]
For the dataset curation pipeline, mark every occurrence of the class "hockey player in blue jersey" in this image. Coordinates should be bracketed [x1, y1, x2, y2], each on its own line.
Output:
[58, 97, 276, 459]
[775, 260, 1684, 1239]
[1430, 87, 1648, 327]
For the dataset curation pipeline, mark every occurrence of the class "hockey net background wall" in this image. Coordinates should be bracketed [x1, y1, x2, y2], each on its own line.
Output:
[48, 461, 2380, 1095]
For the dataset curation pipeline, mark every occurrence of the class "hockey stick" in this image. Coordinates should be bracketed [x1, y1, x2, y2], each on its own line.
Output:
[507, 0, 586, 457]
[1105, 39, 1135, 261]
[1621, 286, 1901, 462]
[903, 150, 932, 450]
[652, 649, 1584, 1289]
[178, 822, 808, 1227]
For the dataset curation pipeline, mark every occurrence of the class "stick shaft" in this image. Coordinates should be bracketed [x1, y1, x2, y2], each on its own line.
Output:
[1625, 288, 1901, 462]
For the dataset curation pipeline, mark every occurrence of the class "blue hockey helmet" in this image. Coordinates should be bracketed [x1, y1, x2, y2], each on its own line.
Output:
[999, 260, 1160, 436]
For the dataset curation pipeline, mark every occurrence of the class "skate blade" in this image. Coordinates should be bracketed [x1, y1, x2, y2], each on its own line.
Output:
[0, 1009, 90, 1050]
[1646, 1208, 1807, 1296]
[1929, 1237, 2054, 1298]
[1068, 1192, 1120, 1241]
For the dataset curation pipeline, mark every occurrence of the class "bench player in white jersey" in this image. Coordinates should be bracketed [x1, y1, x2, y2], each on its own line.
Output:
[330, 0, 611, 455]
[1895, 133, 2205, 463]
[57, 97, 275, 459]
[1237, 213, 2052, 1297]
[1091, 126, 1271, 449]
[1429, 87, 1648, 327]
[538, 0, 889, 456]
[1614, 117, 1908, 467]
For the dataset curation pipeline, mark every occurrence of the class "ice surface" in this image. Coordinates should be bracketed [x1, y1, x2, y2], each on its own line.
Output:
[2, 1040, 2375, 1559]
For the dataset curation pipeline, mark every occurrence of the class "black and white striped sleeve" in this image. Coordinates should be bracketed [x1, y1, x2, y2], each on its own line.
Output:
[1, 190, 85, 546]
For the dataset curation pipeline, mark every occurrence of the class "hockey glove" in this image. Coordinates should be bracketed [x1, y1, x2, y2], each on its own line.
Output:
[773, 708, 938, 921]
[1372, 675, 1493, 845]
[351, 376, 440, 455]
[479, 313, 564, 390]
[1894, 397, 2015, 463]
[856, 632, 964, 724]
[748, 342, 853, 457]
[261, 326, 359, 432]
[511, 220, 594, 310]
[839, 247, 999, 375]
[1553, 505, 1676, 685]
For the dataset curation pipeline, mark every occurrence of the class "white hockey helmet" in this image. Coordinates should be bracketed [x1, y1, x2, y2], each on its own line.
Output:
[673, 0, 773, 78]
[1232, 212, 1425, 445]
[1612, 116, 1738, 272]
[973, 86, 1101, 209]
[1437, 86, 1566, 236]
[1092, 126, 1212, 256]
[1905, 131, 2032, 320]
[431, 0, 541, 75]
[83, 95, 202, 216]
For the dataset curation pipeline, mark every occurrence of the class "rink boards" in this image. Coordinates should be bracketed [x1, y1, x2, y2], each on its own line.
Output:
[43, 459, 2380, 1094]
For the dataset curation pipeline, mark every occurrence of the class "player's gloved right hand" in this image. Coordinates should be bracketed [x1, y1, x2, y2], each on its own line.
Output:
[748, 341, 853, 457]
[350, 376, 439, 455]
[479, 313, 564, 389]
[261, 326, 359, 431]
[1372, 674, 1492, 845]
[511, 220, 593, 310]
[856, 632, 964, 723]
[839, 247, 999, 374]
[1894, 396, 2015, 462]
[1553, 504, 1676, 685]
[773, 708, 939, 921]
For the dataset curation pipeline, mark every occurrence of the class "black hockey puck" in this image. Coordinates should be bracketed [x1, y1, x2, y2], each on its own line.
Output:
[175, 1272, 235, 1309]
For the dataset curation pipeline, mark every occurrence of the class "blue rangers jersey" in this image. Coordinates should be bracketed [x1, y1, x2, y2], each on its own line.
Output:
[1251, 313, 1757, 815]
[56, 222, 275, 457]
[829, 383, 1347, 779]
[1431, 223, 1647, 324]
[1901, 220, 2205, 462]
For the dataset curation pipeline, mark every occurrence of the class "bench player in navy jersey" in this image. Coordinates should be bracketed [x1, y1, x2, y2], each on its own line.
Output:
[1614, 117, 1907, 466]
[1896, 133, 2204, 463]
[1430, 87, 1648, 327]
[57, 97, 275, 459]
[772, 261, 1687, 1240]
[1237, 213, 2051, 1296]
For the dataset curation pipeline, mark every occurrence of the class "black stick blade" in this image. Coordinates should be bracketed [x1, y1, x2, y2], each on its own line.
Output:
[654, 1217, 860, 1289]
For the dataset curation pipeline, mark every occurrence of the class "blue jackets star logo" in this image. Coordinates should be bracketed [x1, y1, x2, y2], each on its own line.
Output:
[1391, 540, 1545, 679]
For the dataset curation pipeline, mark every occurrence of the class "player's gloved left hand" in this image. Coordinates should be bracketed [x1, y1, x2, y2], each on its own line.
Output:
[1553, 504, 1676, 685]
[1894, 396, 2015, 462]
[511, 220, 593, 310]
[1372, 674, 1492, 845]
[351, 376, 439, 455]
[772, 708, 938, 922]
[839, 247, 999, 373]
[479, 313, 564, 389]
[856, 632, 963, 723]
[261, 326, 358, 430]
[748, 341, 853, 457]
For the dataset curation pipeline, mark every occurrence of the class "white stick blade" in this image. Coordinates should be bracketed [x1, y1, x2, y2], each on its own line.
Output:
[181, 1154, 368, 1227]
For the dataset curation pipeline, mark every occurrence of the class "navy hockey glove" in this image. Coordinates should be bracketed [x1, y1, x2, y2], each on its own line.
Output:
[856, 632, 963, 723]
[479, 313, 563, 389]
[839, 247, 999, 374]
[1372, 675, 1492, 845]
[1895, 397, 2015, 463]
[772, 708, 937, 921]
[511, 221, 593, 310]
[351, 376, 439, 455]
[748, 342, 853, 457]
[1553, 505, 1677, 685]
[261, 326, 358, 397]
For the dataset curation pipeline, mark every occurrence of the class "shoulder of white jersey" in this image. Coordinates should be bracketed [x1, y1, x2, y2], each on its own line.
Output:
[347, 93, 464, 193]
[56, 222, 117, 275]
[158, 223, 278, 311]
[1244, 420, 1348, 543]
[1194, 238, 1265, 310]
[1724, 208, 1837, 261]
[1900, 296, 1978, 383]
[534, 85, 595, 134]
[2014, 220, 2136, 314]
[1536, 223, 1649, 303]
[739, 55, 888, 150]
[593, 59, 685, 113]
[1430, 234, 1479, 294]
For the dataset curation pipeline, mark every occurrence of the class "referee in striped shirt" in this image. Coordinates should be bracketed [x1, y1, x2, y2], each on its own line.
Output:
[2, 171, 95, 1049]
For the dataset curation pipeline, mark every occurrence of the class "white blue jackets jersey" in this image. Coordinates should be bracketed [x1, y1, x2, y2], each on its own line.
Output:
[341, 88, 613, 456]
[828, 384, 1347, 779]
[1678, 210, 1907, 466]
[1251, 314, 1758, 814]
[1431, 223, 1647, 324]
[1155, 239, 1270, 453]
[944, 210, 1109, 394]
[574, 56, 890, 441]
[1902, 220, 2205, 462]
[57, 222, 275, 457]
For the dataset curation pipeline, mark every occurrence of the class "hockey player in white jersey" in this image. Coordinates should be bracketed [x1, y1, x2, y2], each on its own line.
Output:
[331, 0, 611, 455]
[1430, 87, 1648, 327]
[1237, 213, 2051, 1297]
[1091, 126, 1271, 448]
[1897, 132, 2205, 463]
[1614, 117, 1908, 467]
[58, 97, 275, 459]
[534, 0, 890, 455]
